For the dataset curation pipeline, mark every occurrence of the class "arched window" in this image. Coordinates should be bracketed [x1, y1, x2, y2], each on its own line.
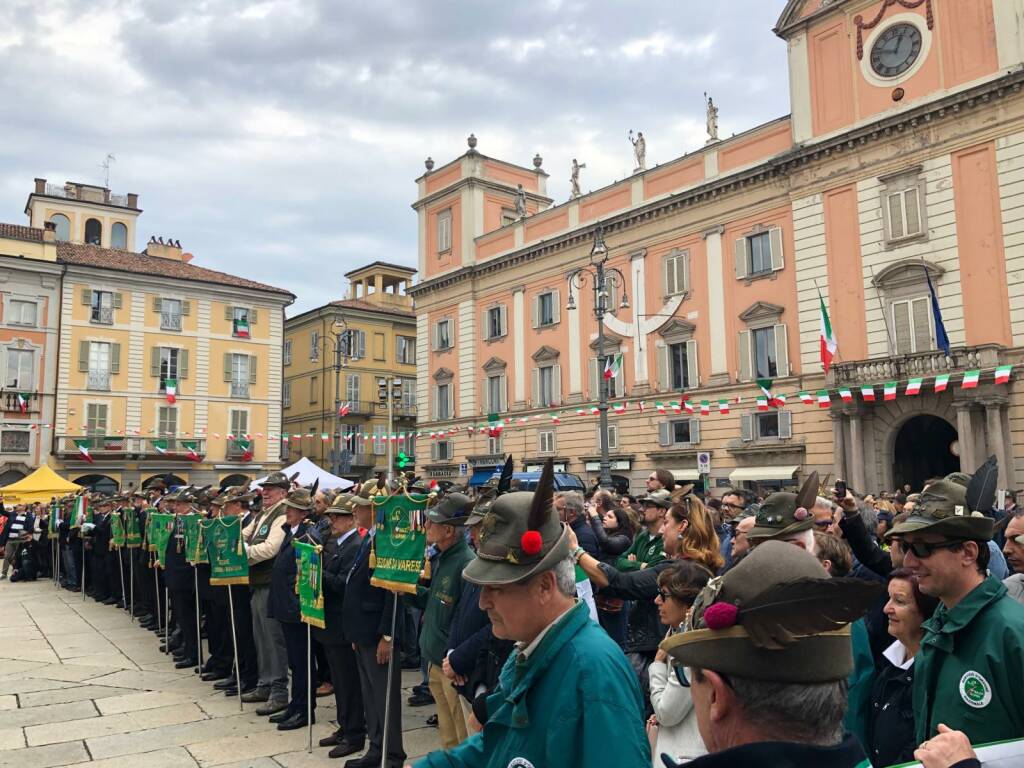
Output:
[73, 474, 119, 495]
[84, 218, 102, 246]
[50, 214, 70, 241]
[111, 222, 128, 249]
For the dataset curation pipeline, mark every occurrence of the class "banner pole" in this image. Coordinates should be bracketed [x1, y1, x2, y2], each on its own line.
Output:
[227, 586, 243, 712]
[129, 553, 135, 623]
[53, 538, 59, 588]
[153, 556, 161, 635]
[306, 621, 313, 754]
[118, 545, 127, 611]
[194, 566, 203, 670]
[81, 534, 86, 602]
[380, 595, 399, 768]
[164, 586, 170, 655]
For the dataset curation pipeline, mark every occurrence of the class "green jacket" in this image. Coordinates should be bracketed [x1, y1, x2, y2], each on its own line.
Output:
[414, 602, 649, 768]
[914, 576, 1024, 745]
[414, 537, 474, 665]
[615, 528, 665, 572]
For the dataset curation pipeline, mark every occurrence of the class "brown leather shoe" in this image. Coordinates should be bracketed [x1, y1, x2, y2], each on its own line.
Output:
[316, 682, 334, 698]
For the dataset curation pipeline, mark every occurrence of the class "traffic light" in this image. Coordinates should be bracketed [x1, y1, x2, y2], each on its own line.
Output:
[396, 451, 409, 469]
[378, 378, 388, 404]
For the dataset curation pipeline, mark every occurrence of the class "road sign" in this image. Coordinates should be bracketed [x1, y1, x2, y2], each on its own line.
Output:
[459, 463, 468, 476]
[697, 452, 712, 475]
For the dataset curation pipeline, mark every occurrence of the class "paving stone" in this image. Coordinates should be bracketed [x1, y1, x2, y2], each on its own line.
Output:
[26, 702, 206, 747]
[0, 740, 89, 768]
[0, 699, 98, 729]
[23, 663, 123, 683]
[86, 669, 191, 691]
[70, 746, 200, 768]
[17, 685, 131, 708]
[87, 715, 268, 760]
[0, 678, 67, 696]
[96, 690, 195, 715]
[0, 697, 16, 712]
[0, 727, 25, 751]
[199, 758, 278, 768]
[186, 725, 331, 766]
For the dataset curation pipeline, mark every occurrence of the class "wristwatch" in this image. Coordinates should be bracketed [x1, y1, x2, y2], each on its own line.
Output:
[382, 635, 393, 642]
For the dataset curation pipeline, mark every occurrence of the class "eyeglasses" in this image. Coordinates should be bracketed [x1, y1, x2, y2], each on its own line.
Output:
[904, 539, 963, 558]
[722, 503, 743, 511]
[657, 589, 675, 601]
[813, 518, 834, 528]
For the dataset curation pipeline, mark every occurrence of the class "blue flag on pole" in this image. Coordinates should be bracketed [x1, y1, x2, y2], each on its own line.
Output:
[923, 266, 950, 356]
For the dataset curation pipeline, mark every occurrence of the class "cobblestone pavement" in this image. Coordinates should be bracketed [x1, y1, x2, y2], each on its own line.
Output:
[0, 579, 440, 767]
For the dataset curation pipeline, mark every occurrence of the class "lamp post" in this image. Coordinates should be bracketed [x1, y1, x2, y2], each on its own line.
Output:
[376, 376, 403, 483]
[325, 318, 349, 477]
[567, 224, 629, 489]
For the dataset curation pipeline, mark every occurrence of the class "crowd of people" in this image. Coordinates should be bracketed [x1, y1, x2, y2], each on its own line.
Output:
[0, 458, 1022, 768]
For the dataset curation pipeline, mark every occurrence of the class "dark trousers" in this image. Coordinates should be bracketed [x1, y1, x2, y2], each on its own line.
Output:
[205, 598, 232, 673]
[323, 642, 366, 742]
[106, 550, 123, 600]
[169, 588, 198, 660]
[280, 621, 316, 717]
[229, 585, 259, 685]
[355, 641, 405, 763]
[313, 637, 330, 685]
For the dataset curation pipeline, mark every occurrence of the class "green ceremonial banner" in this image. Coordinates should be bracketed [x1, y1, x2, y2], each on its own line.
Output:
[49, 502, 59, 535]
[294, 540, 325, 629]
[369, 493, 429, 594]
[125, 509, 142, 549]
[182, 514, 208, 564]
[110, 510, 126, 549]
[205, 517, 249, 586]
[149, 512, 175, 568]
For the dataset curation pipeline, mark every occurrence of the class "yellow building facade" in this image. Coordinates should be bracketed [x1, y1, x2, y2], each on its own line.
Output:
[283, 262, 416, 481]
[48, 236, 293, 492]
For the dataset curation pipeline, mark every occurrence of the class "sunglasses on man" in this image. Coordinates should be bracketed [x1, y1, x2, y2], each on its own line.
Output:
[904, 539, 963, 558]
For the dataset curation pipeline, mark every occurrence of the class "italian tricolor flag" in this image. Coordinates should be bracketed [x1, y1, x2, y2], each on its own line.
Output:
[683, 400, 695, 415]
[817, 390, 831, 408]
[655, 402, 666, 414]
[819, 293, 837, 374]
[74, 439, 94, 463]
[995, 365, 1013, 385]
[861, 385, 876, 402]
[756, 396, 769, 411]
[838, 388, 853, 403]
[72, 495, 90, 527]
[718, 399, 730, 415]
[613, 403, 626, 414]
[550, 412, 560, 424]
[934, 374, 950, 393]
[164, 379, 177, 404]
[234, 439, 253, 461]
[756, 378, 783, 408]
[153, 439, 169, 455]
[884, 382, 898, 401]
[233, 316, 250, 338]
[183, 441, 201, 462]
[16, 393, 28, 413]
[700, 401, 711, 416]
[906, 378, 923, 396]
[338, 402, 350, 417]
[603, 353, 623, 381]
[670, 402, 682, 413]
[961, 370, 981, 389]
[799, 391, 814, 405]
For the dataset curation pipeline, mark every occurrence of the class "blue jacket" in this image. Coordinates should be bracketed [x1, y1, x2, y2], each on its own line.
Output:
[268, 520, 319, 624]
[342, 530, 401, 646]
[415, 601, 650, 768]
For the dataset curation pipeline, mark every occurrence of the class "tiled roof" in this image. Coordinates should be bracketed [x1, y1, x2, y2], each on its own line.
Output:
[329, 297, 415, 317]
[0, 223, 44, 242]
[57, 242, 294, 297]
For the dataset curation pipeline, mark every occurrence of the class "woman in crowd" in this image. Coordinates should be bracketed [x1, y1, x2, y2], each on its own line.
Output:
[647, 560, 711, 767]
[865, 568, 939, 768]
[587, 489, 638, 646]
[570, 489, 722, 699]
[873, 499, 898, 543]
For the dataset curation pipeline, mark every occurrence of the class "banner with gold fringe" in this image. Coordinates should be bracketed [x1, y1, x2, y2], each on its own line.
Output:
[294, 540, 325, 629]
[369, 492, 429, 595]
[205, 516, 249, 586]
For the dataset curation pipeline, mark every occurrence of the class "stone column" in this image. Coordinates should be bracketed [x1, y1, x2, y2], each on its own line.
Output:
[831, 412, 847, 483]
[983, 399, 1009, 488]
[847, 411, 867, 493]
[703, 226, 729, 385]
[511, 286, 526, 408]
[954, 402, 976, 473]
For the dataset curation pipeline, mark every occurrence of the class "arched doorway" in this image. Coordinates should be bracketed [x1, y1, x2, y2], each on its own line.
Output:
[220, 473, 250, 490]
[893, 415, 960, 492]
[0, 469, 26, 486]
[142, 473, 185, 490]
[73, 474, 119, 495]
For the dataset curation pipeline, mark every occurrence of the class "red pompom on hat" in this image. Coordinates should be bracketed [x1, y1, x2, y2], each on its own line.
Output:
[703, 601, 739, 630]
[520, 530, 543, 556]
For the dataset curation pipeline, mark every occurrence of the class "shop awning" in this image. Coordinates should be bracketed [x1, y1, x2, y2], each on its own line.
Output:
[469, 469, 498, 487]
[729, 466, 800, 483]
[667, 469, 701, 481]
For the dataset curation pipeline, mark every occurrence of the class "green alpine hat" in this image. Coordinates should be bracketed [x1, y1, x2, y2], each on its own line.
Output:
[887, 479, 994, 541]
[639, 489, 672, 509]
[325, 493, 355, 516]
[427, 492, 473, 527]
[661, 540, 882, 683]
[747, 472, 819, 544]
[261, 471, 292, 490]
[211, 485, 258, 507]
[282, 485, 316, 512]
[463, 459, 569, 586]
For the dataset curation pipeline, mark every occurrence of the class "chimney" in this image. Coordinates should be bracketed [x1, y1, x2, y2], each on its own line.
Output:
[34, 178, 46, 194]
[43, 221, 56, 242]
[126, 193, 139, 208]
[145, 236, 184, 261]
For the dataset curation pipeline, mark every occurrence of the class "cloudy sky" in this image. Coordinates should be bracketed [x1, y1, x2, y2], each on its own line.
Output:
[0, 0, 791, 314]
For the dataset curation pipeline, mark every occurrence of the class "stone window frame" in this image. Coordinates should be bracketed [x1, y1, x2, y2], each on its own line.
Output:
[4, 295, 38, 328]
[871, 258, 941, 355]
[658, 417, 701, 447]
[538, 429, 556, 454]
[482, 303, 508, 342]
[596, 422, 619, 451]
[734, 224, 784, 282]
[588, 332, 625, 400]
[737, 302, 789, 382]
[662, 247, 692, 299]
[655, 319, 698, 392]
[740, 409, 794, 443]
[531, 288, 561, 330]
[531, 345, 562, 408]
[437, 208, 452, 254]
[433, 367, 455, 421]
[879, 166, 929, 248]
[433, 318, 454, 352]
[481, 357, 508, 413]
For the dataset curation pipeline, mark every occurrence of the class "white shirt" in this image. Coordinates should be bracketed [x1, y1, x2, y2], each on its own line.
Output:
[883, 639, 915, 671]
[335, 528, 358, 547]
[515, 604, 575, 661]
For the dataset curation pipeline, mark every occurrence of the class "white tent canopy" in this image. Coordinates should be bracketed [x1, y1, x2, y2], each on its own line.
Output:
[250, 457, 354, 491]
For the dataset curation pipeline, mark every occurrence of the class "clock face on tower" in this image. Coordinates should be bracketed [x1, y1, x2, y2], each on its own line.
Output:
[870, 22, 924, 79]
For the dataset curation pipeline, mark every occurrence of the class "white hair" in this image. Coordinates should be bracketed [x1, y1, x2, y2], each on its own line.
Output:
[813, 496, 834, 511]
[552, 557, 578, 597]
[783, 527, 818, 557]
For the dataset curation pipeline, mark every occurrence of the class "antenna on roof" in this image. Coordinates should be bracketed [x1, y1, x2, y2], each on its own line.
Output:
[101, 153, 116, 188]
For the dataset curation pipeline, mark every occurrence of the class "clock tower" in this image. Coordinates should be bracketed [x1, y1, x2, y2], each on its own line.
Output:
[775, 0, 1024, 143]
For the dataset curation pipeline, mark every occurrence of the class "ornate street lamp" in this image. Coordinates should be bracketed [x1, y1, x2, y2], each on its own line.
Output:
[567, 224, 629, 488]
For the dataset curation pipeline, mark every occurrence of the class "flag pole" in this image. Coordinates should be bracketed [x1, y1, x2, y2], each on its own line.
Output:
[194, 566, 203, 670]
[117, 545, 127, 611]
[54, 537, 59, 588]
[227, 586, 243, 712]
[81, 533, 87, 602]
[379, 595, 399, 768]
[153, 556, 162, 638]
[129, 551, 135, 623]
[164, 585, 170, 655]
[306, 621, 313, 754]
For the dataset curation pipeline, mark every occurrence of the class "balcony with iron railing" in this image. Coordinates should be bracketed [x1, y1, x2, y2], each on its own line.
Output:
[56, 436, 207, 460]
[226, 438, 256, 460]
[829, 344, 1005, 386]
[44, 182, 130, 208]
[87, 370, 111, 391]
[339, 400, 417, 418]
[90, 307, 114, 325]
